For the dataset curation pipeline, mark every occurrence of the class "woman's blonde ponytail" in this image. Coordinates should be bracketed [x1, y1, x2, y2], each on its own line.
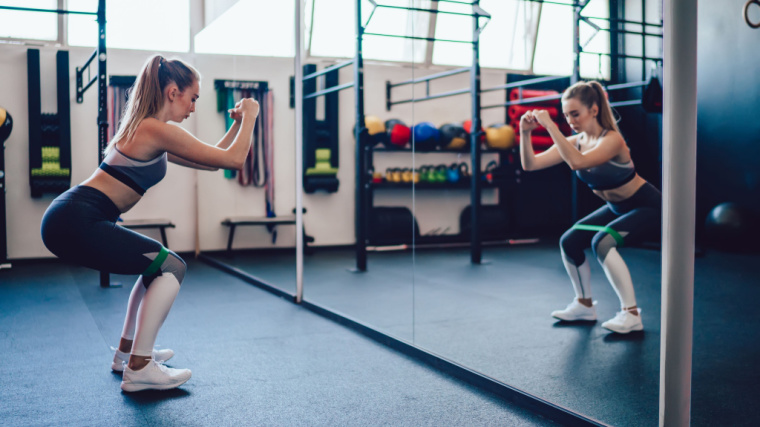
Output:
[104, 54, 200, 155]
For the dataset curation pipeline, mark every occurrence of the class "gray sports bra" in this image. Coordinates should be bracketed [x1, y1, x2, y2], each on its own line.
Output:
[574, 129, 636, 191]
[99, 146, 167, 196]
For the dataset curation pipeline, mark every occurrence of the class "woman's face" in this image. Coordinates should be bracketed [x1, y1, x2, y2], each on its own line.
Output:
[171, 80, 200, 122]
[562, 98, 598, 134]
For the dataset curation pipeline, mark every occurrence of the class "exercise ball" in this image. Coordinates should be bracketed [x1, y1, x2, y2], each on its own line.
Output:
[365, 115, 384, 135]
[704, 202, 760, 252]
[354, 115, 387, 146]
[462, 119, 485, 143]
[439, 123, 468, 151]
[384, 119, 411, 149]
[0, 107, 12, 143]
[412, 122, 440, 151]
[485, 124, 515, 150]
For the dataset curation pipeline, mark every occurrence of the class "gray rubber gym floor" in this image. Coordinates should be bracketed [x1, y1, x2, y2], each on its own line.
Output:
[0, 258, 557, 427]
[208, 238, 760, 427]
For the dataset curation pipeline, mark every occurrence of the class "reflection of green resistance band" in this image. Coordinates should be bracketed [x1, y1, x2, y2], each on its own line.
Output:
[141, 247, 169, 277]
[572, 224, 625, 247]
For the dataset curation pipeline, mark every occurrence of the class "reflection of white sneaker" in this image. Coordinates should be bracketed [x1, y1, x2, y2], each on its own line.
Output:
[551, 299, 597, 321]
[602, 309, 644, 334]
[121, 359, 191, 392]
[111, 347, 174, 372]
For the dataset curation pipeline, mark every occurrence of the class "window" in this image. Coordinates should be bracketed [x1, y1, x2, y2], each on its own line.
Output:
[67, 0, 190, 52]
[432, 0, 541, 71]
[195, 0, 294, 57]
[309, 0, 429, 63]
[533, 0, 610, 79]
[0, 0, 57, 41]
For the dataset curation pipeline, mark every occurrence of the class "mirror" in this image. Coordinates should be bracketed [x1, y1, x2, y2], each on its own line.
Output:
[197, 55, 298, 296]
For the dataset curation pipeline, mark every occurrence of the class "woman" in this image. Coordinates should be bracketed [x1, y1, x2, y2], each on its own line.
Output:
[519, 80, 661, 334]
[41, 55, 259, 391]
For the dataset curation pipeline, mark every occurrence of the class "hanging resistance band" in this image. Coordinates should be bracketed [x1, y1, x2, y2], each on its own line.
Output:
[214, 80, 277, 241]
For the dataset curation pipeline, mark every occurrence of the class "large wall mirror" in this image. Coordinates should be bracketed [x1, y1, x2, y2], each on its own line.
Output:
[198, 0, 759, 425]
[196, 55, 298, 297]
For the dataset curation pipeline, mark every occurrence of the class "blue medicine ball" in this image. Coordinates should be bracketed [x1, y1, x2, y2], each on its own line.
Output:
[412, 122, 440, 151]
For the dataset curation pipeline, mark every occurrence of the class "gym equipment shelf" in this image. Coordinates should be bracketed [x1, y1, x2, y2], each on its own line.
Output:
[371, 147, 506, 154]
[371, 180, 502, 190]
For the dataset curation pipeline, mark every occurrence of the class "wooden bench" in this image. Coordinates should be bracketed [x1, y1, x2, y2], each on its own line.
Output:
[221, 215, 313, 255]
[121, 219, 176, 248]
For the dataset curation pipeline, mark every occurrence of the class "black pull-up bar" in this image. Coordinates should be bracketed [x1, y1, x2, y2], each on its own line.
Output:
[373, 4, 476, 17]
[581, 51, 662, 63]
[389, 67, 470, 88]
[606, 80, 649, 91]
[303, 60, 355, 81]
[385, 67, 471, 110]
[304, 82, 355, 100]
[608, 99, 642, 108]
[481, 75, 568, 94]
[363, 32, 472, 44]
[0, 5, 96, 15]
[76, 50, 99, 103]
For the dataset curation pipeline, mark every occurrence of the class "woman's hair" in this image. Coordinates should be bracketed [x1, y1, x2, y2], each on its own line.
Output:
[561, 80, 620, 134]
[105, 54, 200, 154]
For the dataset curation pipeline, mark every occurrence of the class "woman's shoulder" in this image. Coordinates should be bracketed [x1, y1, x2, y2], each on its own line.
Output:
[135, 117, 165, 133]
[600, 128, 627, 147]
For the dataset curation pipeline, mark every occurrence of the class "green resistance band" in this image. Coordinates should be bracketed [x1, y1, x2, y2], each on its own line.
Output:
[572, 224, 624, 247]
[141, 247, 169, 277]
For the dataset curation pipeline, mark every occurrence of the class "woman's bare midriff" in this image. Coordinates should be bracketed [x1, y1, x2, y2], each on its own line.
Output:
[592, 174, 647, 203]
[80, 169, 142, 213]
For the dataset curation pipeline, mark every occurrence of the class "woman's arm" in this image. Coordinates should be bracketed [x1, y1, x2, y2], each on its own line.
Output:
[518, 111, 566, 171]
[167, 153, 219, 171]
[148, 99, 259, 170]
[215, 104, 245, 149]
[215, 121, 241, 150]
[533, 110, 622, 170]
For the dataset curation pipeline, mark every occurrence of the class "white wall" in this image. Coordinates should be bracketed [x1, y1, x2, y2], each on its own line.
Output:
[1, 46, 202, 259]
[1, 43, 518, 259]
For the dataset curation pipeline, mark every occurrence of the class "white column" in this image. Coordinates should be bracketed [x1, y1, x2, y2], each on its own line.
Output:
[659, 1, 698, 426]
[294, 0, 304, 303]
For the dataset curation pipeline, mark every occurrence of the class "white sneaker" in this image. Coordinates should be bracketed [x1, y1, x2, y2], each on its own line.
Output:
[551, 299, 597, 321]
[602, 309, 644, 334]
[121, 359, 191, 392]
[111, 347, 175, 372]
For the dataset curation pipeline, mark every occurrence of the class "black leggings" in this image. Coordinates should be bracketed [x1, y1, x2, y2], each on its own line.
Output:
[41, 185, 185, 283]
[560, 182, 661, 266]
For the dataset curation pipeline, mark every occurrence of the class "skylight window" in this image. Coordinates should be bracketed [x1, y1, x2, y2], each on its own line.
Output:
[0, 0, 58, 41]
[68, 0, 190, 52]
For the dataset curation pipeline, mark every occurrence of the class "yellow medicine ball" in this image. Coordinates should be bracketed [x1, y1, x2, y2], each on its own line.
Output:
[485, 124, 515, 150]
[365, 115, 385, 136]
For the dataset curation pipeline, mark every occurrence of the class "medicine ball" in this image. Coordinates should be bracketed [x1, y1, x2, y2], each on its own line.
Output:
[485, 124, 515, 150]
[704, 202, 760, 252]
[365, 115, 387, 146]
[463, 119, 485, 143]
[439, 123, 469, 151]
[384, 119, 411, 149]
[412, 122, 440, 151]
[0, 107, 12, 143]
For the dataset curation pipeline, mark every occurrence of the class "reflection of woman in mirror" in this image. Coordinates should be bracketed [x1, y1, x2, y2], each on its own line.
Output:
[519, 80, 661, 334]
[41, 55, 259, 390]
